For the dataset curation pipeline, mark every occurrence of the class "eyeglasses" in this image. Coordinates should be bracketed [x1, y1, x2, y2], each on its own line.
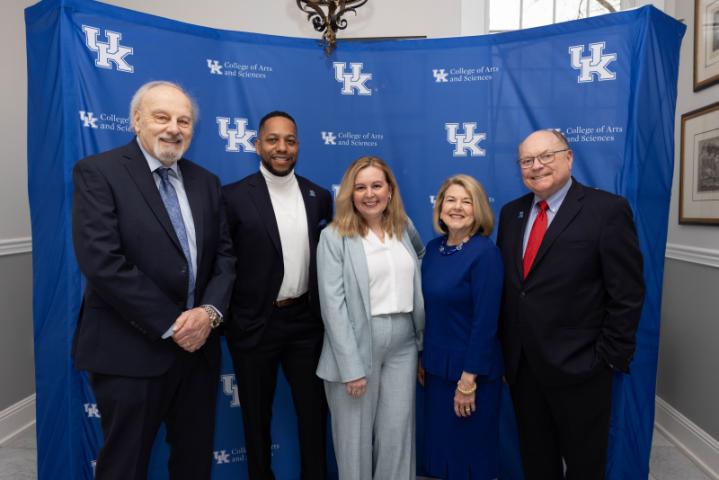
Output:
[518, 148, 569, 169]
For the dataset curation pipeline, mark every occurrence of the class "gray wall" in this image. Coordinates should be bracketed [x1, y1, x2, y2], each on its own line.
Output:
[655, 0, 719, 442]
[0, 0, 37, 413]
[105, 0, 464, 38]
[1, 1, 31, 240]
[0, 254, 34, 409]
[657, 259, 719, 440]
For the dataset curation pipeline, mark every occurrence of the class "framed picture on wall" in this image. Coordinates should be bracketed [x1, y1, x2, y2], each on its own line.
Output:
[694, 0, 719, 90]
[680, 101, 719, 224]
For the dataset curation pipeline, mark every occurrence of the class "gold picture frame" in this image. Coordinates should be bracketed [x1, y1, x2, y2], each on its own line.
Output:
[679, 101, 719, 224]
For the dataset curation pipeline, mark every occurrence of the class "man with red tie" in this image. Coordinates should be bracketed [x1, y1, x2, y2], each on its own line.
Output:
[496, 129, 645, 480]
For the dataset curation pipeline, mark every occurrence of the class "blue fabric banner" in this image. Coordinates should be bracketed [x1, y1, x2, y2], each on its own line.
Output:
[25, 0, 684, 478]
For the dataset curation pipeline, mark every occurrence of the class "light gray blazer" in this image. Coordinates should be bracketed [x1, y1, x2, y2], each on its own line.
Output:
[316, 221, 425, 383]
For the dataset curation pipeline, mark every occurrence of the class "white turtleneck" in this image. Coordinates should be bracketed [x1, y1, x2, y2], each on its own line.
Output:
[260, 163, 310, 301]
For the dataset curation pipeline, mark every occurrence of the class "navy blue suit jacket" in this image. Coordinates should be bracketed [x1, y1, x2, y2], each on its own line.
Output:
[71, 140, 236, 377]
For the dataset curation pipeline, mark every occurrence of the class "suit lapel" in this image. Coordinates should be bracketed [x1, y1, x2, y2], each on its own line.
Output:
[121, 141, 183, 253]
[346, 236, 371, 317]
[180, 161, 204, 268]
[297, 176, 319, 247]
[248, 173, 282, 255]
[528, 181, 584, 278]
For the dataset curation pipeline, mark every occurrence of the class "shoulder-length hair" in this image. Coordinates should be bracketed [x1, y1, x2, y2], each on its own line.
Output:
[333, 156, 408, 238]
[432, 174, 494, 237]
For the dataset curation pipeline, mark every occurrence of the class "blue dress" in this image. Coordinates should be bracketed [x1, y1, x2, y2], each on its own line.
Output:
[420, 234, 504, 480]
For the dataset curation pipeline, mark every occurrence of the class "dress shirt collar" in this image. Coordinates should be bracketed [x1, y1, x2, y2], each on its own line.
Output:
[532, 177, 572, 214]
[136, 137, 182, 179]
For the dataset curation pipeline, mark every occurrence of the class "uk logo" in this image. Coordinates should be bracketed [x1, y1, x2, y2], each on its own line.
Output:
[321, 132, 337, 145]
[216, 117, 257, 153]
[569, 42, 617, 83]
[333, 62, 372, 96]
[213, 450, 231, 464]
[432, 69, 449, 83]
[81, 25, 134, 73]
[83, 403, 101, 418]
[79, 111, 98, 129]
[220, 374, 241, 407]
[445, 123, 486, 157]
[207, 59, 223, 75]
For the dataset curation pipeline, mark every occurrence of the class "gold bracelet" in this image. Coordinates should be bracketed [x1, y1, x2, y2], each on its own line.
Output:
[456, 381, 477, 395]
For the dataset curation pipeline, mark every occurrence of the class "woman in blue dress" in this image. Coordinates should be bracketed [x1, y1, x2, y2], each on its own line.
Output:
[419, 174, 504, 479]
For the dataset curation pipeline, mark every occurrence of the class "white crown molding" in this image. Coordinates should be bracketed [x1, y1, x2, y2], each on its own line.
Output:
[0, 237, 32, 257]
[655, 396, 719, 480]
[665, 243, 719, 269]
[0, 394, 35, 446]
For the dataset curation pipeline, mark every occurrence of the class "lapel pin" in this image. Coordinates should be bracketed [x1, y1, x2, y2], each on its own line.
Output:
[518, 211, 524, 219]
[309, 189, 316, 197]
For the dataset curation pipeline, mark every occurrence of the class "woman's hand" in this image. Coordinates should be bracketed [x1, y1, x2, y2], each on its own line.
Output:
[454, 371, 477, 418]
[345, 377, 368, 398]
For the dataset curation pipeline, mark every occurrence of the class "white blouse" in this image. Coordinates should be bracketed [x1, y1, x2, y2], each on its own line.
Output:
[361, 230, 415, 316]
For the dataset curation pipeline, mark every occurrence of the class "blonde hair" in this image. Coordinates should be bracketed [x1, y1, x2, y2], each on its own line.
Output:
[432, 174, 494, 236]
[332, 156, 408, 238]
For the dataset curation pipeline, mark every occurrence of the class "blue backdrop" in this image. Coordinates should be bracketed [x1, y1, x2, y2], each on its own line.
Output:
[25, 0, 685, 478]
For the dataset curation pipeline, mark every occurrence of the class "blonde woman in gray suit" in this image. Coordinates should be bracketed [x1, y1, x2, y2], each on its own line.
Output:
[316, 156, 424, 480]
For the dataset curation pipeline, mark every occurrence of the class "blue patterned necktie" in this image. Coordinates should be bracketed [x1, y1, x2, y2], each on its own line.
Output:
[156, 167, 195, 308]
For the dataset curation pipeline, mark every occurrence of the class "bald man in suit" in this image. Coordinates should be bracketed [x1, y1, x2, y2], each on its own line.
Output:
[497, 129, 644, 480]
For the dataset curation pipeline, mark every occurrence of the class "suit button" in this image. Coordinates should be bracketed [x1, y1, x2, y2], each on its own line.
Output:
[520, 291, 526, 298]
[180, 267, 187, 274]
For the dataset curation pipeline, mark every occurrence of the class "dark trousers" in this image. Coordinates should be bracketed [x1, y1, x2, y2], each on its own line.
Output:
[510, 352, 613, 480]
[90, 350, 218, 480]
[230, 301, 328, 480]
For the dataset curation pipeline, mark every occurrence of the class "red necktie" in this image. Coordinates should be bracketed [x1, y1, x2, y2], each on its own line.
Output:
[523, 200, 548, 279]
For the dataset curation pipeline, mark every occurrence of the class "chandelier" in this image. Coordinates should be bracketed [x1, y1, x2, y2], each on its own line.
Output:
[296, 0, 369, 55]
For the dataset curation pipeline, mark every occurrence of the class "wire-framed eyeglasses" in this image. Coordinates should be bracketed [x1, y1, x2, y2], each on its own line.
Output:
[518, 148, 570, 169]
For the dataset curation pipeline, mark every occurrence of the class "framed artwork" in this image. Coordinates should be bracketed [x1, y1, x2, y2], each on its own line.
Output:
[680, 101, 719, 224]
[694, 0, 719, 91]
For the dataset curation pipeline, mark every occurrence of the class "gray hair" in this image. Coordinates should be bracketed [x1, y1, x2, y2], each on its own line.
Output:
[129, 80, 199, 129]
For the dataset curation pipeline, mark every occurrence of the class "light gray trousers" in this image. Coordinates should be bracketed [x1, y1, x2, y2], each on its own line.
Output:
[325, 313, 418, 480]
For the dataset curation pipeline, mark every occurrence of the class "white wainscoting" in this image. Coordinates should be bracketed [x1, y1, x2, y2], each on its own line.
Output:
[655, 396, 719, 480]
[0, 394, 35, 446]
[665, 243, 719, 269]
[0, 237, 32, 257]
